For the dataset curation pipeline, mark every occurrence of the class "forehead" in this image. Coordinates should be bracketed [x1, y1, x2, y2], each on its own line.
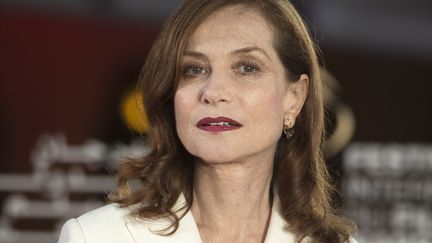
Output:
[186, 5, 275, 54]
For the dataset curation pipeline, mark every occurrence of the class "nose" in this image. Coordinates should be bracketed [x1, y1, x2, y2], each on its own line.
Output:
[199, 72, 233, 105]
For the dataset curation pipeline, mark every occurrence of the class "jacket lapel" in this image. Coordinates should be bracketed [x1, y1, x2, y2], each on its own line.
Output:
[264, 195, 296, 243]
[125, 193, 295, 243]
[125, 195, 203, 243]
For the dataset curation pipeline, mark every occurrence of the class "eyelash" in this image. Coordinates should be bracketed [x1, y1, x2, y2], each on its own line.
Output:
[235, 61, 261, 74]
[181, 60, 263, 78]
[182, 64, 208, 77]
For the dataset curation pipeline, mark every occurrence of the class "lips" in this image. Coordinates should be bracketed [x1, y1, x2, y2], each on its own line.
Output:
[196, 116, 242, 132]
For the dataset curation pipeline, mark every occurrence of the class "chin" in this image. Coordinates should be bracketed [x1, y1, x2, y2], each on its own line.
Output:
[189, 148, 240, 165]
[181, 137, 237, 160]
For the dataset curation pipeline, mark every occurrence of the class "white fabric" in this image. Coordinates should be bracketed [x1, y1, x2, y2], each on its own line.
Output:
[58, 195, 357, 243]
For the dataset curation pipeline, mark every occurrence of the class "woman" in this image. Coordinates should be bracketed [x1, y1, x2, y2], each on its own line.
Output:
[58, 0, 357, 242]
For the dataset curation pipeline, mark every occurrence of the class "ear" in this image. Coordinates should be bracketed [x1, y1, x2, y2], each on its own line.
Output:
[283, 74, 309, 124]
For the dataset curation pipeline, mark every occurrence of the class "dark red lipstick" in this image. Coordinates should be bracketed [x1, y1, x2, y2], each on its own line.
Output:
[196, 116, 242, 132]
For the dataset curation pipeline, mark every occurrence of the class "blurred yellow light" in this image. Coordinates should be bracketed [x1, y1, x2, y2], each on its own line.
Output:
[120, 90, 148, 134]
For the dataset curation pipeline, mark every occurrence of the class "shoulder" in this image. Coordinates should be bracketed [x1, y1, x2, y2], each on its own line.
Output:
[58, 203, 139, 243]
[76, 203, 131, 225]
[349, 236, 359, 243]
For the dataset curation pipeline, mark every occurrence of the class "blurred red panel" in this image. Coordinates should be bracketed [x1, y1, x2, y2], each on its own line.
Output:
[0, 8, 159, 171]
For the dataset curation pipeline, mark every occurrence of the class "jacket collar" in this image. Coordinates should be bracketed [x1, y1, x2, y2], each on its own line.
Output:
[125, 194, 295, 243]
[264, 195, 296, 243]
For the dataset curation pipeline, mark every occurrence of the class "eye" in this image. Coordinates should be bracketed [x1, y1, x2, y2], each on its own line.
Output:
[238, 62, 261, 74]
[184, 65, 208, 76]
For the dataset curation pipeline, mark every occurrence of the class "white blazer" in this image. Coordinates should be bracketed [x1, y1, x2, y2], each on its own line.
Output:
[58, 195, 357, 243]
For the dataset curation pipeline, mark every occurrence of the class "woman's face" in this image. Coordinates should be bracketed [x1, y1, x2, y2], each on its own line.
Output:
[174, 5, 307, 165]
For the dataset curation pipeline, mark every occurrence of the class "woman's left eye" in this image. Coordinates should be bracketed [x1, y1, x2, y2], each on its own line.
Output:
[238, 63, 260, 74]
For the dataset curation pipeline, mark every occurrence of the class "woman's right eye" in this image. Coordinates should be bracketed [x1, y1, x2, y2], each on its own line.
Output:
[184, 65, 208, 76]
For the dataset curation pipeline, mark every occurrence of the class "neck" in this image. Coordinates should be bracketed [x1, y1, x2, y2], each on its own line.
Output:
[191, 159, 274, 242]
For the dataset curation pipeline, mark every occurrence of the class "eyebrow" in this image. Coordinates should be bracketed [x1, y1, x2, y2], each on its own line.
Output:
[183, 46, 271, 61]
[231, 46, 271, 60]
[183, 50, 206, 58]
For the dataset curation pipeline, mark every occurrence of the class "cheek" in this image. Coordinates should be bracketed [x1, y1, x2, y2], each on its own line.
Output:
[246, 89, 285, 127]
[174, 89, 192, 129]
[251, 90, 287, 144]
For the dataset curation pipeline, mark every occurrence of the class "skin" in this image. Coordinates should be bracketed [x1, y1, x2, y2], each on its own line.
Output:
[174, 5, 308, 243]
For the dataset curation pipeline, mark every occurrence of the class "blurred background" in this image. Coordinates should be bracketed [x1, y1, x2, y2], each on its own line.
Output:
[0, 0, 431, 242]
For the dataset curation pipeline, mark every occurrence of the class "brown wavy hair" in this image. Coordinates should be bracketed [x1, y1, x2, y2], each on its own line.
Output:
[109, 0, 356, 242]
